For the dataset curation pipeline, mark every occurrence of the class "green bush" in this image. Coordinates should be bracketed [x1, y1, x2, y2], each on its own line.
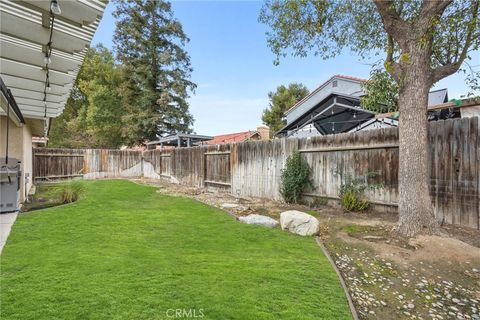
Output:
[55, 181, 85, 204]
[280, 152, 313, 203]
[339, 188, 370, 211]
[338, 172, 382, 212]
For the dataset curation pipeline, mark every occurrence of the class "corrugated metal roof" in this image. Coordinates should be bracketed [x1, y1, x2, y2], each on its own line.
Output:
[0, 0, 107, 123]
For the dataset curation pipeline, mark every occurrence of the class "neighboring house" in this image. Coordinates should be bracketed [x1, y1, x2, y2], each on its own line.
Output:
[120, 145, 146, 152]
[1, 1, 106, 209]
[32, 136, 48, 148]
[204, 126, 270, 145]
[360, 94, 480, 132]
[358, 88, 450, 132]
[276, 75, 475, 138]
[277, 75, 371, 138]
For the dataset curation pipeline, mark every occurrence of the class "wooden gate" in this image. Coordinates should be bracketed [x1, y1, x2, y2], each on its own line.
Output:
[33, 148, 85, 182]
[204, 151, 231, 188]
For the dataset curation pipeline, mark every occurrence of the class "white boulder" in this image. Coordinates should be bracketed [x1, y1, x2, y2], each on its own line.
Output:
[238, 214, 279, 228]
[280, 210, 320, 236]
[221, 203, 240, 209]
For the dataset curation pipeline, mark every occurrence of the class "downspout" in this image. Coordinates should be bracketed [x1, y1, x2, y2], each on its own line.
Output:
[5, 93, 9, 165]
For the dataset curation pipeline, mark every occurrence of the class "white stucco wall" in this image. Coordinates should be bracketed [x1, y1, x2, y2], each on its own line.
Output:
[1, 115, 33, 203]
[460, 105, 480, 119]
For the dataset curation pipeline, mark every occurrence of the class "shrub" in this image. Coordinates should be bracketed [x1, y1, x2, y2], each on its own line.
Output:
[339, 187, 370, 211]
[280, 152, 313, 203]
[338, 172, 382, 212]
[55, 181, 85, 204]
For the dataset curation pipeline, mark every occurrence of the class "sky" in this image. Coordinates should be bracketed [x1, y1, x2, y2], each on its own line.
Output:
[92, 1, 478, 136]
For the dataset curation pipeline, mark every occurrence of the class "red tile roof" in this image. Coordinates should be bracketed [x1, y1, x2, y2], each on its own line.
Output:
[333, 74, 368, 82]
[204, 131, 260, 145]
[32, 136, 48, 143]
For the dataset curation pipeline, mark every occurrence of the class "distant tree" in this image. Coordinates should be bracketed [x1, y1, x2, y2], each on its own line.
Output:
[262, 83, 309, 135]
[361, 69, 399, 113]
[260, 0, 480, 237]
[49, 44, 126, 148]
[113, 0, 196, 144]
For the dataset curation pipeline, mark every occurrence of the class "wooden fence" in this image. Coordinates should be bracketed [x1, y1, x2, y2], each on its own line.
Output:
[143, 117, 479, 230]
[33, 117, 480, 230]
[33, 148, 85, 181]
[33, 148, 143, 182]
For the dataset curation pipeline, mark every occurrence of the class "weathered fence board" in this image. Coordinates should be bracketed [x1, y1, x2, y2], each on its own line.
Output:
[83, 149, 143, 179]
[34, 117, 480, 230]
[33, 148, 85, 181]
[34, 148, 143, 181]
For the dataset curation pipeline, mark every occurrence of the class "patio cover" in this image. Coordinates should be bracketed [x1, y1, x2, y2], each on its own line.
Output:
[276, 94, 375, 137]
[147, 134, 214, 148]
[0, 0, 107, 125]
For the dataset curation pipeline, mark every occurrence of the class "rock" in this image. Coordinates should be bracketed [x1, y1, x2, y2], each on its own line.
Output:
[279, 210, 320, 236]
[363, 235, 384, 240]
[408, 303, 415, 309]
[238, 214, 279, 228]
[221, 203, 239, 209]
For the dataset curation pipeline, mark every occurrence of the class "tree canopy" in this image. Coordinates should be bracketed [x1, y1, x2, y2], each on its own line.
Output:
[360, 69, 399, 113]
[49, 44, 127, 148]
[50, 0, 196, 148]
[262, 83, 309, 135]
[259, 1, 479, 87]
[113, 0, 196, 144]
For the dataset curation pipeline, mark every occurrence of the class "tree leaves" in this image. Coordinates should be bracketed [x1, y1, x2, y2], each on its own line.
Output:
[361, 69, 399, 113]
[261, 83, 309, 135]
[49, 45, 127, 148]
[113, 0, 196, 143]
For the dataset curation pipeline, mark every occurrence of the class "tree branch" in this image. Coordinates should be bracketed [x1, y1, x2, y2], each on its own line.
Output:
[432, 0, 479, 83]
[373, 0, 409, 49]
[385, 35, 403, 82]
[419, 0, 452, 25]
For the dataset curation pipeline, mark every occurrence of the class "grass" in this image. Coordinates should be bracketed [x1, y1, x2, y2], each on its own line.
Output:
[1, 180, 351, 320]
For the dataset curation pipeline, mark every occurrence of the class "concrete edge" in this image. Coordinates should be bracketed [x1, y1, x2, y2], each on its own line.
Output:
[315, 236, 359, 320]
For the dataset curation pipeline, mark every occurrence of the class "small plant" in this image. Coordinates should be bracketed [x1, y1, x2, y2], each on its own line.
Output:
[55, 181, 85, 204]
[340, 187, 370, 211]
[280, 151, 314, 203]
[338, 172, 383, 212]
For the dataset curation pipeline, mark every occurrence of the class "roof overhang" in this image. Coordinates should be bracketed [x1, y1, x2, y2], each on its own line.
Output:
[147, 134, 214, 147]
[277, 94, 374, 137]
[0, 0, 107, 123]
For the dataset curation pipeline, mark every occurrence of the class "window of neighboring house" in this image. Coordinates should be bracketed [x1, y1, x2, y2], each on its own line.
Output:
[332, 80, 338, 88]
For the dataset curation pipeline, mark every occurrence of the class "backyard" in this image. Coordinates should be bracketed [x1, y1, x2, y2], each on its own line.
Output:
[0, 180, 351, 320]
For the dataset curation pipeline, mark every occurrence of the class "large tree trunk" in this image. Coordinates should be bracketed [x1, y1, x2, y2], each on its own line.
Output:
[395, 50, 440, 237]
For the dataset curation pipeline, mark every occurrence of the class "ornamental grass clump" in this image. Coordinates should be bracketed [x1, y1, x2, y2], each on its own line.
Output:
[280, 152, 314, 204]
[55, 181, 85, 204]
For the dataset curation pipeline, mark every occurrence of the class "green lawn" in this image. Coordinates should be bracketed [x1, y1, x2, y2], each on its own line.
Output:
[1, 180, 351, 320]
